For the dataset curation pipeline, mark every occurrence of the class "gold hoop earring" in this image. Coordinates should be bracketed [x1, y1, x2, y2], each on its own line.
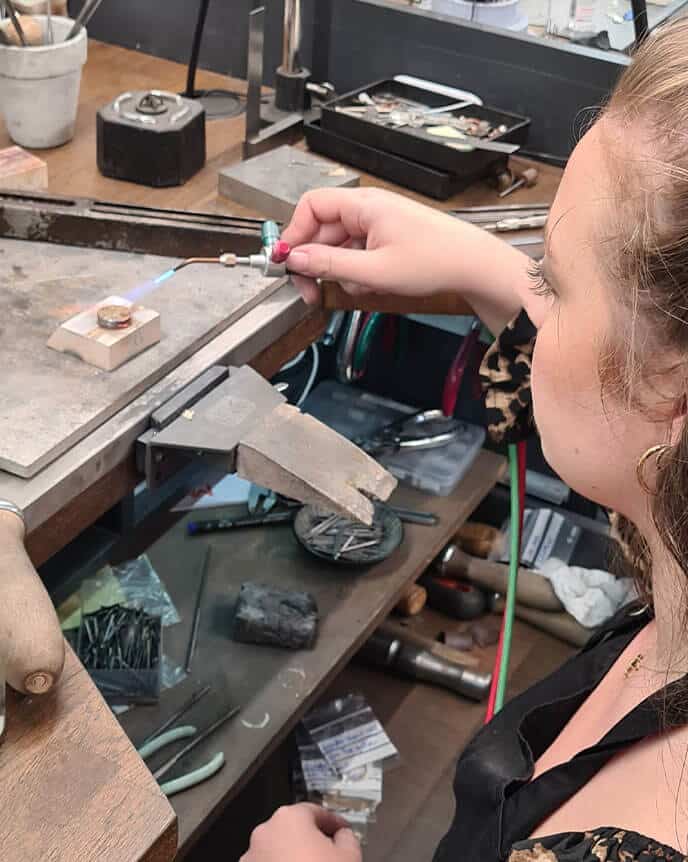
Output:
[636, 443, 671, 494]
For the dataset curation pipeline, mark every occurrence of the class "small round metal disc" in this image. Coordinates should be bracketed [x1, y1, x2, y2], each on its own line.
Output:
[97, 304, 132, 330]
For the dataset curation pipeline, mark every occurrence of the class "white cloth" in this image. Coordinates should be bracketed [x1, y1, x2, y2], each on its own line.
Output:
[539, 558, 637, 628]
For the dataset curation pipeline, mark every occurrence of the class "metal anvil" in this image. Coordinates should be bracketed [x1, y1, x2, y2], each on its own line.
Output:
[136, 365, 397, 525]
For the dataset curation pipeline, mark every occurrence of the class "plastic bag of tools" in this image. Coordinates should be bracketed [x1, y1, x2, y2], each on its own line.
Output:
[60, 554, 186, 692]
[292, 694, 398, 843]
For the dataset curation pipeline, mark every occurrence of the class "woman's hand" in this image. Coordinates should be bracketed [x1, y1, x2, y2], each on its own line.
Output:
[240, 804, 362, 862]
[282, 187, 473, 305]
[282, 186, 533, 334]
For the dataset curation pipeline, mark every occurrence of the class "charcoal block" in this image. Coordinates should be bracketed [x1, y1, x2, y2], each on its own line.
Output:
[233, 582, 318, 650]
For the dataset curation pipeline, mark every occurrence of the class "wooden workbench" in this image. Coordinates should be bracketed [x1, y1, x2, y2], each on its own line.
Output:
[0, 40, 564, 862]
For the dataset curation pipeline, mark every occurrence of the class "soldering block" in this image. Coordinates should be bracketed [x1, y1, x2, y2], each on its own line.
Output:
[47, 296, 160, 371]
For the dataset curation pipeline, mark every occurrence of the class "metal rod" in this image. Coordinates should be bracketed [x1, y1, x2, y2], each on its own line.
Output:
[245, 6, 264, 142]
[66, 0, 105, 41]
[281, 0, 301, 73]
[389, 507, 439, 527]
[2, 1, 26, 45]
[153, 704, 241, 781]
[139, 684, 212, 749]
[46, 0, 53, 44]
[185, 547, 211, 675]
[449, 203, 550, 214]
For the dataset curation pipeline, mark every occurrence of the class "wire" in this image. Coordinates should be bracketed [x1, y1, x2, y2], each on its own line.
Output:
[183, 0, 244, 117]
[185, 0, 211, 98]
[296, 343, 319, 407]
[495, 443, 523, 712]
[442, 318, 481, 417]
[484, 440, 526, 722]
[280, 350, 307, 373]
[353, 312, 384, 377]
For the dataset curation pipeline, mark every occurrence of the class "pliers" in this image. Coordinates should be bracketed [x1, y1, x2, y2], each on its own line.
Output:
[138, 725, 226, 797]
[358, 410, 460, 458]
[137, 703, 240, 797]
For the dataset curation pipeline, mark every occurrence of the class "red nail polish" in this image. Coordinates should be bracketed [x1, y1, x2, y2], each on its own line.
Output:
[272, 240, 291, 264]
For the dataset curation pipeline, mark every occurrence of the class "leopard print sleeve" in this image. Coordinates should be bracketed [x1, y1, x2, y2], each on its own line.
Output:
[508, 829, 687, 862]
[479, 308, 537, 445]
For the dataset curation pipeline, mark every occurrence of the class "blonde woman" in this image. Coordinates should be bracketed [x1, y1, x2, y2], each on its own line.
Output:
[242, 20, 688, 862]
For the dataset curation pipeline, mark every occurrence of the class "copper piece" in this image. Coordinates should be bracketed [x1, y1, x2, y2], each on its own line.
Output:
[97, 304, 132, 329]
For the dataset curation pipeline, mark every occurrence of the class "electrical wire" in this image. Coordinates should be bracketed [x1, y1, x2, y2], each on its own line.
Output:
[296, 343, 320, 407]
[495, 442, 524, 712]
[484, 440, 526, 722]
[279, 350, 307, 373]
[183, 0, 244, 117]
[352, 312, 384, 377]
[442, 318, 481, 417]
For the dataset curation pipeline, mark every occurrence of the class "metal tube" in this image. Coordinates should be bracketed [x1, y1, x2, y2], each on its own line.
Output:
[185, 547, 211, 674]
[281, 0, 301, 73]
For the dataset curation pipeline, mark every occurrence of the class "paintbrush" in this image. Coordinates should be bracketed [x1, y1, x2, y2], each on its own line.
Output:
[1, 0, 27, 45]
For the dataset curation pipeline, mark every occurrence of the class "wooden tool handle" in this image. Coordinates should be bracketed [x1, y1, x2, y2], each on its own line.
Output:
[456, 522, 500, 559]
[512, 604, 591, 648]
[394, 583, 427, 617]
[437, 545, 563, 612]
[0, 508, 65, 694]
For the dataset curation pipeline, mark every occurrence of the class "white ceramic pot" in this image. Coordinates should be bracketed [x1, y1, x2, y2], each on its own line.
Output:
[0, 16, 87, 148]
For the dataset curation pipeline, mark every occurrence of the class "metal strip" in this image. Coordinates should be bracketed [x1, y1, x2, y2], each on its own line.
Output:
[245, 7, 265, 143]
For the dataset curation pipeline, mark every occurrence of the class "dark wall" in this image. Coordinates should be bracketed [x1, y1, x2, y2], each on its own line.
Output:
[73, 0, 314, 86]
[77, 0, 625, 157]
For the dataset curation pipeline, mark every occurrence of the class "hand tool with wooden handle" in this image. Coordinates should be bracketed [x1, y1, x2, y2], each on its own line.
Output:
[436, 544, 563, 612]
[394, 583, 427, 617]
[0, 502, 65, 695]
[492, 598, 591, 648]
[456, 521, 500, 558]
[381, 620, 480, 667]
[358, 626, 492, 702]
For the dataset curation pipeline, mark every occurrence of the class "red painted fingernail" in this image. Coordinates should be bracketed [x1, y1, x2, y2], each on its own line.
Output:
[272, 240, 291, 263]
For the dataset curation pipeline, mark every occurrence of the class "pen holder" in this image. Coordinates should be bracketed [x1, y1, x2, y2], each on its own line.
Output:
[0, 16, 87, 148]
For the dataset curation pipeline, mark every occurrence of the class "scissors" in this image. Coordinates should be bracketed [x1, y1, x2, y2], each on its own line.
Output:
[358, 410, 461, 458]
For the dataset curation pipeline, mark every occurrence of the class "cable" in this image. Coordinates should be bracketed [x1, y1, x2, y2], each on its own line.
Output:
[279, 349, 307, 373]
[442, 319, 481, 417]
[296, 343, 319, 407]
[183, 0, 244, 118]
[484, 440, 526, 722]
[352, 312, 384, 377]
[185, 0, 211, 98]
[495, 443, 523, 712]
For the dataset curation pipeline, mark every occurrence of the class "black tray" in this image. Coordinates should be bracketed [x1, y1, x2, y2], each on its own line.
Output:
[321, 79, 530, 178]
[304, 118, 475, 200]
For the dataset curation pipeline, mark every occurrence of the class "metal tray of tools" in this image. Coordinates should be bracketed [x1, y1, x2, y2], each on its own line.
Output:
[321, 79, 530, 178]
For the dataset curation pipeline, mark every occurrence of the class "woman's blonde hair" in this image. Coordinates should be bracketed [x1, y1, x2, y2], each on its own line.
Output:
[602, 19, 688, 621]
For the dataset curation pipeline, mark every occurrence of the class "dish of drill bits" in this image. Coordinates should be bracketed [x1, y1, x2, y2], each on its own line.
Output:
[293, 504, 404, 566]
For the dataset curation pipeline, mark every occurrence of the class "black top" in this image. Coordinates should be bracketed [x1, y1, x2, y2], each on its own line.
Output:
[433, 605, 687, 862]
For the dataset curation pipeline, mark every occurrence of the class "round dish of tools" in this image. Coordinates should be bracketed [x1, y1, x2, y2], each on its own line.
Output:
[293, 503, 404, 567]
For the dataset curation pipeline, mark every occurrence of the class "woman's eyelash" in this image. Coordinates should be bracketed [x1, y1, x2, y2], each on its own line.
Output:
[527, 259, 554, 297]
